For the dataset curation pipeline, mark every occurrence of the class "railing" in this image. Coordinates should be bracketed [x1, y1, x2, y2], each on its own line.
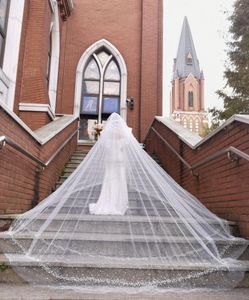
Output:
[0, 127, 79, 171]
[150, 127, 249, 177]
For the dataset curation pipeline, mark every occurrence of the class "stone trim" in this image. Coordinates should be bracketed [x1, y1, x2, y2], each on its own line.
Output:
[74, 39, 128, 121]
[156, 114, 249, 149]
[2, 0, 25, 111]
[0, 101, 77, 145]
[19, 103, 55, 120]
[48, 1, 60, 113]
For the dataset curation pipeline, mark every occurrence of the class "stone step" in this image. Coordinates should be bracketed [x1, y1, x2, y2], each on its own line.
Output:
[69, 155, 87, 159]
[64, 163, 81, 169]
[2, 214, 237, 237]
[74, 150, 89, 154]
[0, 254, 248, 288]
[0, 214, 238, 238]
[46, 201, 171, 211]
[54, 149, 89, 190]
[43, 205, 179, 217]
[69, 159, 86, 163]
[1, 231, 247, 259]
[46, 195, 170, 207]
[63, 166, 79, 172]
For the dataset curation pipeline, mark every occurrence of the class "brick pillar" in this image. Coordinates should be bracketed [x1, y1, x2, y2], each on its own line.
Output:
[15, 0, 53, 130]
[140, 0, 163, 141]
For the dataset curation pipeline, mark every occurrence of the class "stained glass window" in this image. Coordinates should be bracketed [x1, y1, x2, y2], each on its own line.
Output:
[81, 48, 121, 140]
[97, 51, 110, 66]
[104, 82, 120, 96]
[105, 60, 120, 81]
[84, 59, 100, 80]
[102, 97, 119, 113]
[82, 58, 101, 116]
[82, 96, 98, 114]
[83, 81, 100, 94]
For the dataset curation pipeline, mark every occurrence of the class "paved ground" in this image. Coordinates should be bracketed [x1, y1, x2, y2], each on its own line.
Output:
[0, 285, 249, 300]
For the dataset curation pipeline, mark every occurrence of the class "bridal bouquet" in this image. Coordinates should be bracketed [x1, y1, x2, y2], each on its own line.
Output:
[92, 123, 103, 140]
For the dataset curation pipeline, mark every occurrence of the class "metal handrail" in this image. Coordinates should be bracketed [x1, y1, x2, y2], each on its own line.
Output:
[150, 127, 249, 177]
[0, 127, 79, 171]
[0, 136, 46, 167]
[44, 128, 79, 167]
[151, 127, 192, 169]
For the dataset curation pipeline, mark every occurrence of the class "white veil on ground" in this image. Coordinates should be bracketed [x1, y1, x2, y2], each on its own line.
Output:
[1, 113, 248, 289]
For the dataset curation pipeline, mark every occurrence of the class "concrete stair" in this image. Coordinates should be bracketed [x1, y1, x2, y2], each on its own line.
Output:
[55, 149, 89, 189]
[0, 147, 248, 288]
[0, 253, 249, 288]
[1, 231, 248, 259]
[0, 212, 248, 287]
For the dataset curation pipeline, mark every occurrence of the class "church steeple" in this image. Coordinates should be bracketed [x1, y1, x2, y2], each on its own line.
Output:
[173, 17, 201, 80]
[170, 17, 208, 135]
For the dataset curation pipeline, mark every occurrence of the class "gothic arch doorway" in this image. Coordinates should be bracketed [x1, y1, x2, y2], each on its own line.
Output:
[74, 39, 127, 141]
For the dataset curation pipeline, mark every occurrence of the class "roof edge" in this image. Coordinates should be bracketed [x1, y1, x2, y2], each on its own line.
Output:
[155, 114, 249, 149]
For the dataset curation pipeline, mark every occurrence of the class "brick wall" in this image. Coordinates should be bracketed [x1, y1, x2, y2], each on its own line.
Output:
[56, 0, 163, 141]
[140, 0, 163, 140]
[0, 0, 163, 212]
[145, 118, 249, 237]
[0, 108, 78, 214]
[14, 0, 52, 129]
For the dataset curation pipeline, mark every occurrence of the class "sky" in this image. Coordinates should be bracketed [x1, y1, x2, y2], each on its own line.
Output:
[163, 0, 235, 116]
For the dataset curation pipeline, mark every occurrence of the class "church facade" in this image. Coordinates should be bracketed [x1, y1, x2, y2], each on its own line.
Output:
[2, 0, 163, 141]
[0, 0, 163, 213]
[170, 17, 208, 135]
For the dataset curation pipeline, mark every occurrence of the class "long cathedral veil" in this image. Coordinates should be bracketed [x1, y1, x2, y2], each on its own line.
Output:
[1, 113, 248, 289]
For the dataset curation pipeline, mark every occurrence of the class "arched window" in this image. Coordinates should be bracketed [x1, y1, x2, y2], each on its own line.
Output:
[82, 49, 120, 121]
[80, 48, 122, 140]
[188, 91, 194, 107]
[75, 39, 127, 141]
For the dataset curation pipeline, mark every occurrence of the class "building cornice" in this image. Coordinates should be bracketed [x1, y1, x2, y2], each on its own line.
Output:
[156, 114, 249, 149]
[19, 103, 55, 120]
[0, 101, 77, 145]
[172, 110, 207, 116]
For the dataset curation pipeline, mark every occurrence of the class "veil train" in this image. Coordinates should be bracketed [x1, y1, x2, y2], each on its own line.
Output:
[1, 113, 248, 289]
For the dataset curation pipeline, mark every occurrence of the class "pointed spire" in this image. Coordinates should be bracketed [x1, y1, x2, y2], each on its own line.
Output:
[173, 17, 201, 80]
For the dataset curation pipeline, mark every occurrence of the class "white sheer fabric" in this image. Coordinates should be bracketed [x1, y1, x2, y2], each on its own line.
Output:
[1, 113, 248, 289]
[89, 121, 129, 215]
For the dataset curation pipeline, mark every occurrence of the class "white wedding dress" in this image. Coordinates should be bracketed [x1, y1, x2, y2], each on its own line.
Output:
[89, 128, 129, 215]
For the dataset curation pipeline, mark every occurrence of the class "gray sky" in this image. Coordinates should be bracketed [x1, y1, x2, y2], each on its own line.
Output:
[163, 0, 235, 116]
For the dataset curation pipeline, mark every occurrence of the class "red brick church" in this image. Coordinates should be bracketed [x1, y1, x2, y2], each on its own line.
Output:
[0, 0, 162, 212]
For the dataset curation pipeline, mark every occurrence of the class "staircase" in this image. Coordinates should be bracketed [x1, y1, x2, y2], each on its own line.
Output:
[0, 148, 249, 288]
[55, 149, 89, 190]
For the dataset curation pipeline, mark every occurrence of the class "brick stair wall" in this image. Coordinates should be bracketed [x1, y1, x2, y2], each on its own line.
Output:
[145, 118, 249, 237]
[0, 109, 78, 214]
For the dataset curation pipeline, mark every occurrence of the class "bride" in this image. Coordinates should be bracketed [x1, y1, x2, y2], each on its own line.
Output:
[89, 116, 130, 215]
